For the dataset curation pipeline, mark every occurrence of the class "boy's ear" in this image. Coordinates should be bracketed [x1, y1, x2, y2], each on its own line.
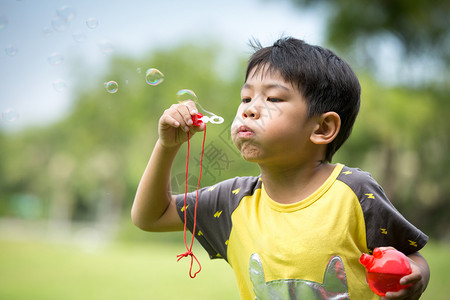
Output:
[310, 112, 341, 145]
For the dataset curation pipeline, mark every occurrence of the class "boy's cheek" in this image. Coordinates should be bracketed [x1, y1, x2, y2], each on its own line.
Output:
[231, 114, 244, 131]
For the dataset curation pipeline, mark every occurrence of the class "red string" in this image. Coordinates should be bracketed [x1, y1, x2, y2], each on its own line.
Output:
[177, 125, 206, 278]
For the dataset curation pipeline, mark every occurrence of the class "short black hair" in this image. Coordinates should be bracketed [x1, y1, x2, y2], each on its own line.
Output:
[245, 37, 361, 162]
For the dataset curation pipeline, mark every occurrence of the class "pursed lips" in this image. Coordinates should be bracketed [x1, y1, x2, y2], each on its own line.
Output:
[236, 125, 255, 138]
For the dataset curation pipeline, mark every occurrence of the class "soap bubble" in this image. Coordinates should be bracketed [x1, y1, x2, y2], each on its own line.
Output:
[51, 16, 69, 32]
[2, 108, 20, 122]
[176, 89, 198, 103]
[72, 31, 86, 43]
[5, 44, 18, 56]
[86, 17, 99, 29]
[145, 68, 164, 86]
[48, 52, 64, 65]
[57, 6, 76, 23]
[136, 67, 142, 74]
[104, 81, 118, 93]
[53, 79, 67, 92]
[42, 27, 53, 37]
[0, 15, 8, 31]
[98, 40, 114, 55]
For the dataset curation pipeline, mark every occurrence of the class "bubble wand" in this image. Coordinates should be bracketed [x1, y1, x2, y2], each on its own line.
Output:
[176, 90, 223, 278]
[176, 89, 224, 125]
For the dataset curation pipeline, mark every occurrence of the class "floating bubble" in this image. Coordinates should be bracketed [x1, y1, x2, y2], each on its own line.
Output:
[53, 79, 67, 92]
[145, 68, 164, 86]
[48, 52, 64, 65]
[51, 16, 69, 32]
[98, 40, 114, 55]
[136, 67, 142, 74]
[72, 31, 86, 43]
[5, 44, 18, 56]
[104, 81, 118, 93]
[0, 15, 8, 31]
[86, 17, 99, 29]
[176, 89, 198, 103]
[42, 27, 53, 37]
[2, 108, 20, 122]
[57, 6, 76, 23]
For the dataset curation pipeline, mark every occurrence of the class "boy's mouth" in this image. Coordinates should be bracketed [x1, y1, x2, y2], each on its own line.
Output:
[237, 125, 255, 138]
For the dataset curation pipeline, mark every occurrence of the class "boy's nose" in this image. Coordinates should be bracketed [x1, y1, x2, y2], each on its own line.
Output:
[242, 104, 259, 119]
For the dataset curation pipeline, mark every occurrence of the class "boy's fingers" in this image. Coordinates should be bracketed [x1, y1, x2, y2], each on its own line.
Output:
[383, 274, 422, 299]
[176, 104, 194, 127]
[160, 114, 180, 128]
[160, 101, 200, 134]
[165, 104, 189, 123]
[179, 100, 198, 116]
[195, 122, 206, 131]
[400, 272, 421, 285]
[383, 289, 408, 299]
[176, 101, 200, 131]
[384, 287, 419, 300]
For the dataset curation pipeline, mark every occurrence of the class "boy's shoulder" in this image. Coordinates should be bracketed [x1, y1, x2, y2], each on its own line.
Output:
[336, 165, 385, 200]
[210, 175, 262, 196]
[337, 165, 376, 181]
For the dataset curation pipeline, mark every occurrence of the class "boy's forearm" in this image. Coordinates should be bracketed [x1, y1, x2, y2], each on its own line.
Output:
[131, 139, 181, 230]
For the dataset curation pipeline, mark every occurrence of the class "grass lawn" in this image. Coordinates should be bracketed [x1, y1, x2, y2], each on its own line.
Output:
[0, 237, 448, 299]
[0, 238, 239, 300]
[419, 240, 450, 299]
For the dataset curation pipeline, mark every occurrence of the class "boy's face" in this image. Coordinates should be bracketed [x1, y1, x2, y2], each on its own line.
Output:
[231, 67, 319, 167]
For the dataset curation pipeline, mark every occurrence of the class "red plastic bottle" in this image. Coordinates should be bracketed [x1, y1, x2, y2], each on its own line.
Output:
[359, 248, 412, 296]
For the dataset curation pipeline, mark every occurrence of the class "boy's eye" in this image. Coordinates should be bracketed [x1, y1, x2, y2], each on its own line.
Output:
[241, 98, 251, 103]
[267, 97, 282, 102]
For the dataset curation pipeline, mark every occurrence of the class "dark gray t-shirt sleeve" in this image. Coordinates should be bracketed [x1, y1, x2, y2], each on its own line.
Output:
[337, 166, 428, 255]
[176, 176, 260, 261]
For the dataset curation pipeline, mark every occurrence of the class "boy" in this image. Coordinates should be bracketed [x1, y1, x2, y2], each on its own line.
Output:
[132, 37, 430, 299]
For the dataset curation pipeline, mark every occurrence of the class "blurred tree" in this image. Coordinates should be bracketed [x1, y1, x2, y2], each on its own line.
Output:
[287, 0, 450, 85]
[286, 0, 450, 239]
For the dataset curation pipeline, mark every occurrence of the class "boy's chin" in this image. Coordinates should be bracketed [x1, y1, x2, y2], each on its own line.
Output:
[238, 144, 264, 162]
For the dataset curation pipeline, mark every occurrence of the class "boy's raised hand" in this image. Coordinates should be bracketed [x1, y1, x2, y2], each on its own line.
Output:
[158, 100, 205, 148]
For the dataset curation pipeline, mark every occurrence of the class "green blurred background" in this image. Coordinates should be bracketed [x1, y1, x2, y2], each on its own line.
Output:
[1, 0, 449, 299]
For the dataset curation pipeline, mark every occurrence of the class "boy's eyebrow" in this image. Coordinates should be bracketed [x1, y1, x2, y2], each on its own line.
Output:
[241, 83, 291, 92]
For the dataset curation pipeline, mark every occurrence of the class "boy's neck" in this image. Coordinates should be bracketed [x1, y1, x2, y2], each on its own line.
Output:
[259, 161, 335, 205]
